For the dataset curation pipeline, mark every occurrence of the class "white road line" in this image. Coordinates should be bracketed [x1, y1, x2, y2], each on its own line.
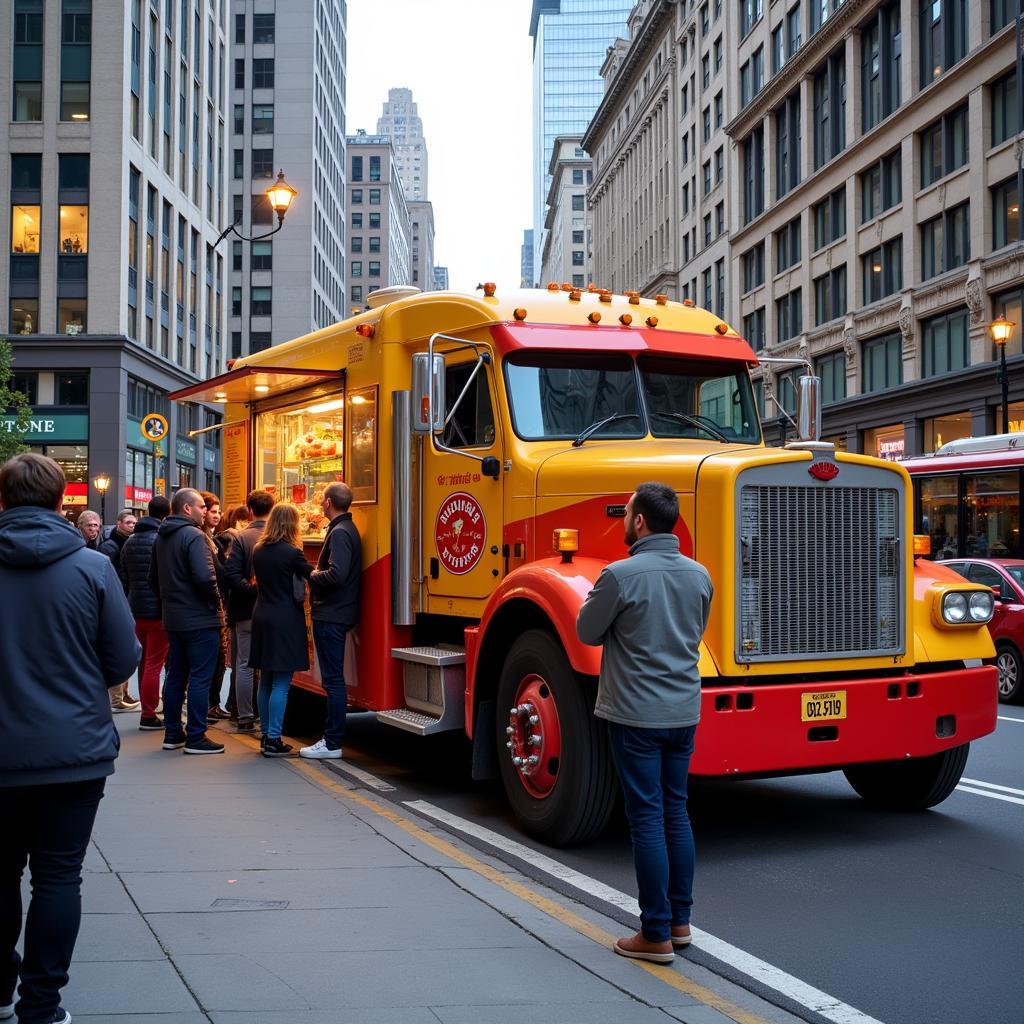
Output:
[956, 785, 1024, 807]
[405, 799, 886, 1024]
[960, 777, 1024, 798]
[324, 760, 396, 792]
[997, 715, 1024, 724]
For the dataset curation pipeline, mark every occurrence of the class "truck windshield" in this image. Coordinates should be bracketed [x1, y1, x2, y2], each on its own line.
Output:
[504, 351, 761, 444]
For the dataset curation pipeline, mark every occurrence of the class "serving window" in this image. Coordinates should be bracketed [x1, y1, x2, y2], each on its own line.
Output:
[346, 386, 377, 503]
[255, 390, 346, 538]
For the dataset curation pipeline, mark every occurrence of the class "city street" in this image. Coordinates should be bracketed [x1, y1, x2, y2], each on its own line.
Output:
[295, 703, 1024, 1024]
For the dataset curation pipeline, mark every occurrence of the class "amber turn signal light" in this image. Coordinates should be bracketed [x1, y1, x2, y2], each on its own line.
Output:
[646, 316, 659, 328]
[355, 323, 375, 338]
[913, 535, 932, 556]
[714, 323, 729, 335]
[482, 282, 497, 297]
[683, 298, 695, 307]
[588, 311, 602, 324]
[553, 528, 579, 563]
[513, 307, 528, 321]
[619, 313, 633, 326]
[655, 294, 668, 305]
[547, 282, 560, 291]
[569, 288, 582, 301]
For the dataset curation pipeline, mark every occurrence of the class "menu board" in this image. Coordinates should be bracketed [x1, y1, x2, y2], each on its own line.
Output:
[222, 421, 249, 507]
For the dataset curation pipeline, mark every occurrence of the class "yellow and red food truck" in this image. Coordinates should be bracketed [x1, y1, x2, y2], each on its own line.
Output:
[172, 284, 998, 845]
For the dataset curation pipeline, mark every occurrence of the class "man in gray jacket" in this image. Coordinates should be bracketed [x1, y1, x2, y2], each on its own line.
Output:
[577, 481, 713, 965]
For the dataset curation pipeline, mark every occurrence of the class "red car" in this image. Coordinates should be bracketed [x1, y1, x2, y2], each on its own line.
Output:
[937, 558, 1024, 704]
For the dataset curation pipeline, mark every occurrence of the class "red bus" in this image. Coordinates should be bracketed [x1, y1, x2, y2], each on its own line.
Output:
[903, 434, 1024, 560]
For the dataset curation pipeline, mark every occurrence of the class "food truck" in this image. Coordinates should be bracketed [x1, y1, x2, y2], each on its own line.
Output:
[172, 284, 999, 845]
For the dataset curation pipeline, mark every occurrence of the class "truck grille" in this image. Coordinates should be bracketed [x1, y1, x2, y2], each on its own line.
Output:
[738, 484, 902, 660]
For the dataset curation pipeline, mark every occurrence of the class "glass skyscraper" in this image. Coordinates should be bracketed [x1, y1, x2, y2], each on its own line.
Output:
[529, 0, 633, 285]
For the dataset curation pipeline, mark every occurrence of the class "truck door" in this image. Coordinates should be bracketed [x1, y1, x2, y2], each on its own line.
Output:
[422, 352, 504, 603]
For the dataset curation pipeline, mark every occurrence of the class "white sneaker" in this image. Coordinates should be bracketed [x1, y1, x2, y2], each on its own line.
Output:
[299, 738, 342, 759]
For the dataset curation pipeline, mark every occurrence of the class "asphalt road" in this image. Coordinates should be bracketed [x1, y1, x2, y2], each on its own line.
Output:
[289, 699, 1024, 1024]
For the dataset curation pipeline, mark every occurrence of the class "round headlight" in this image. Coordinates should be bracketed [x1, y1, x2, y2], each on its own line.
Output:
[969, 591, 995, 622]
[942, 592, 968, 623]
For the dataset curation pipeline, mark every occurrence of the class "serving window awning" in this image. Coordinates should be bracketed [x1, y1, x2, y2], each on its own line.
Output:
[169, 366, 343, 405]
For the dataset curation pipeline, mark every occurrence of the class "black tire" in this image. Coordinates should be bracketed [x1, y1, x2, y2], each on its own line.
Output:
[995, 643, 1024, 704]
[843, 743, 970, 810]
[495, 629, 616, 846]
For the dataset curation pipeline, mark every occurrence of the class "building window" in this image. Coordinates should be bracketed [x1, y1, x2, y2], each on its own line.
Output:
[743, 307, 766, 351]
[252, 195, 273, 225]
[703, 107, 711, 143]
[250, 286, 271, 316]
[715, 201, 724, 236]
[861, 149, 902, 222]
[993, 0, 1023, 33]
[703, 214, 712, 246]
[992, 71, 1017, 147]
[351, 285, 363, 304]
[715, 147, 724, 183]
[233, 58, 245, 89]
[250, 332, 271, 353]
[572, 250, 584, 266]
[234, 12, 245, 42]
[703, 160, 712, 195]
[812, 186, 846, 249]
[252, 58, 274, 89]
[813, 48, 846, 169]
[816, 350, 846, 404]
[231, 240, 242, 272]
[251, 240, 272, 271]
[862, 331, 903, 392]
[10, 299, 38, 335]
[702, 54, 710, 88]
[742, 126, 765, 223]
[232, 148, 243, 179]
[60, 82, 89, 121]
[922, 307, 970, 377]
[351, 212, 363, 228]
[252, 13, 274, 43]
[11, 205, 41, 253]
[13, 82, 43, 123]
[741, 242, 765, 292]
[572, 168, 584, 185]
[714, 92, 723, 127]
[862, 236, 903, 303]
[11, 153, 41, 190]
[862, 2, 901, 132]
[56, 372, 88, 405]
[369, 189, 381, 205]
[233, 103, 243, 136]
[368, 236, 381, 253]
[58, 298, 87, 333]
[920, 202, 970, 280]
[775, 91, 801, 199]
[252, 148, 273, 178]
[369, 155, 381, 182]
[920, 105, 967, 187]
[351, 236, 363, 253]
[369, 211, 381, 228]
[776, 288, 802, 343]
[810, 0, 842, 34]
[572, 229, 584, 244]
[369, 261, 381, 278]
[351, 189, 362, 204]
[992, 176, 1020, 250]
[740, 0, 763, 37]
[251, 104, 274, 134]
[775, 216, 801, 271]
[740, 50, 764, 106]
[231, 286, 241, 316]
[351, 261, 362, 278]
[920, 0, 968, 88]
[571, 194, 585, 212]
[59, 205, 88, 253]
[814, 266, 847, 325]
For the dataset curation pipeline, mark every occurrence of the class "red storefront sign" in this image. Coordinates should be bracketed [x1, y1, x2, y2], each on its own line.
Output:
[125, 485, 153, 504]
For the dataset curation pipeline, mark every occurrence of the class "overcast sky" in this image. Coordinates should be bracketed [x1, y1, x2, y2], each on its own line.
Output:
[346, 0, 534, 293]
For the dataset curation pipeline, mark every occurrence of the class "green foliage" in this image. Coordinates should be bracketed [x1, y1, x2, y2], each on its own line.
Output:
[0, 337, 32, 463]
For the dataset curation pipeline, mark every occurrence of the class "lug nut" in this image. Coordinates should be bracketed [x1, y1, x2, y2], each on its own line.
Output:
[509, 707, 518, 715]
[528, 714, 539, 725]
[513, 756, 523, 767]
[528, 734, 541, 746]
[505, 726, 514, 735]
[506, 741, 513, 749]
[527, 755, 540, 765]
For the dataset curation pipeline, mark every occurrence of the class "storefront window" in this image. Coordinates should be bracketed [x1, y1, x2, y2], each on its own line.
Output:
[964, 472, 1021, 558]
[44, 445, 88, 518]
[922, 411, 971, 452]
[919, 475, 959, 560]
[863, 423, 904, 461]
[347, 387, 377, 503]
[59, 205, 88, 253]
[256, 391, 346, 536]
[1009, 400, 1024, 434]
[11, 204, 40, 252]
[10, 298, 37, 334]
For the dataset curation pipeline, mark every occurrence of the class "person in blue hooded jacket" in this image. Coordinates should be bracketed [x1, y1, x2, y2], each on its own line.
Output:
[0, 453, 141, 1024]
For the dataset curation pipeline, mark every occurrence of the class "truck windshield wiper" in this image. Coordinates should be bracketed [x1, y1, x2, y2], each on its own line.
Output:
[649, 411, 730, 443]
[572, 413, 641, 448]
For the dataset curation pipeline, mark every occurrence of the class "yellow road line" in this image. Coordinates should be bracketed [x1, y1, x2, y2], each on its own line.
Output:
[229, 730, 772, 1024]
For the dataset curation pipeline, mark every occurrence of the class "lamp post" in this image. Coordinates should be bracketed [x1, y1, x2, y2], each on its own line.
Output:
[214, 170, 298, 247]
[989, 317, 1014, 434]
[93, 473, 110, 525]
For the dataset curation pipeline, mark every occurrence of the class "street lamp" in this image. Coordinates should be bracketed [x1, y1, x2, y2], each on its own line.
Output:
[93, 473, 110, 525]
[214, 169, 298, 247]
[990, 316, 1014, 434]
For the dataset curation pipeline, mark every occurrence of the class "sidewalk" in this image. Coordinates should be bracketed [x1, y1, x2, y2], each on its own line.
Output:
[48, 718, 807, 1024]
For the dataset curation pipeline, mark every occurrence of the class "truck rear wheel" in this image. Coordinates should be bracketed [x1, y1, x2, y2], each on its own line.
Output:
[495, 629, 616, 846]
[843, 743, 969, 810]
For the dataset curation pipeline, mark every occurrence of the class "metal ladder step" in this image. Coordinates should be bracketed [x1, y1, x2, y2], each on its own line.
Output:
[391, 645, 466, 667]
[376, 707, 451, 736]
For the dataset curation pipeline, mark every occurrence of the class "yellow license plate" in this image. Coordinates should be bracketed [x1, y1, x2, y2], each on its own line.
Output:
[800, 690, 847, 723]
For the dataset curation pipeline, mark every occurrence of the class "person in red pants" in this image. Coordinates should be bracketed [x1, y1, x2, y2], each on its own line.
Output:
[119, 495, 172, 729]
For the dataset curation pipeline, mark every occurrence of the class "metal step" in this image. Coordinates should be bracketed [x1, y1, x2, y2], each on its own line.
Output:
[376, 707, 455, 736]
[391, 644, 466, 667]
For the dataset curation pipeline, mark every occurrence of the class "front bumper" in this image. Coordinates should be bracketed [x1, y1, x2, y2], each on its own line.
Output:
[690, 665, 998, 776]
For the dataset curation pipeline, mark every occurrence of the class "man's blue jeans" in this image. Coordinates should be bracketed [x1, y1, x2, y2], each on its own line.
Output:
[257, 671, 292, 740]
[163, 629, 220, 742]
[312, 621, 348, 749]
[608, 723, 697, 943]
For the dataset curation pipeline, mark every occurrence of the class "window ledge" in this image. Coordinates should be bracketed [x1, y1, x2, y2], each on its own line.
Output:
[915, 163, 969, 201]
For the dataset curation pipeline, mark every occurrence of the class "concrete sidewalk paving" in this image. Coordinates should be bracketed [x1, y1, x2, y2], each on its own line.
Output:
[43, 719, 807, 1024]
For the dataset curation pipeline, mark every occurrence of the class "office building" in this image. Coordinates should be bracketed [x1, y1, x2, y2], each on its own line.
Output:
[540, 136, 593, 287]
[433, 265, 450, 291]
[1, 0, 230, 519]
[228, 0, 347, 356]
[376, 86, 428, 201]
[409, 199, 435, 291]
[521, 228, 535, 287]
[529, 0, 634, 282]
[345, 131, 411, 309]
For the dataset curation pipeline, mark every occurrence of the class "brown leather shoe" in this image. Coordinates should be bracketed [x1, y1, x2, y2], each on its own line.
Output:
[613, 931, 674, 964]
[671, 924, 692, 947]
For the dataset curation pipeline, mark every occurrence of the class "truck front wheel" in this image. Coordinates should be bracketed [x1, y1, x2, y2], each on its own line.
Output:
[495, 629, 616, 846]
[843, 743, 969, 810]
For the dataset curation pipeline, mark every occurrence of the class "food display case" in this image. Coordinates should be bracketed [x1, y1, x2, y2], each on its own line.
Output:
[255, 392, 346, 539]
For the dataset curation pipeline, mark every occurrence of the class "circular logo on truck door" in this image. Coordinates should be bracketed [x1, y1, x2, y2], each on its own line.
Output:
[435, 492, 486, 576]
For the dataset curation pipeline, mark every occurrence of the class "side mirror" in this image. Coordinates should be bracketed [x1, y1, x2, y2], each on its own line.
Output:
[411, 353, 445, 434]
[481, 455, 501, 480]
[797, 374, 822, 442]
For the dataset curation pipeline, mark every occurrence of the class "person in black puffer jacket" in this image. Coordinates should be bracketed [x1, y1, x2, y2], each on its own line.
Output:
[119, 495, 171, 731]
[0, 453, 141, 1024]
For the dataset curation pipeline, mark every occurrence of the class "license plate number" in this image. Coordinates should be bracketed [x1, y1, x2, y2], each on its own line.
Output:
[800, 690, 847, 723]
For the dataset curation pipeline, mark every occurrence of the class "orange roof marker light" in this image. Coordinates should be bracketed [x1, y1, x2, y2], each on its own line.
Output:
[599, 291, 613, 303]
[568, 288, 582, 301]
[480, 282, 497, 297]
[619, 313, 633, 326]
[561, 282, 572, 291]
[547, 282, 560, 291]
[355, 323, 375, 338]
[646, 316, 659, 328]
[587, 283, 598, 293]
[714, 323, 729, 335]
[682, 298, 695, 307]
[914, 535, 932, 557]
[513, 307, 528, 322]
[588, 311, 602, 324]
[626, 291, 641, 305]
[655, 294, 669, 305]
